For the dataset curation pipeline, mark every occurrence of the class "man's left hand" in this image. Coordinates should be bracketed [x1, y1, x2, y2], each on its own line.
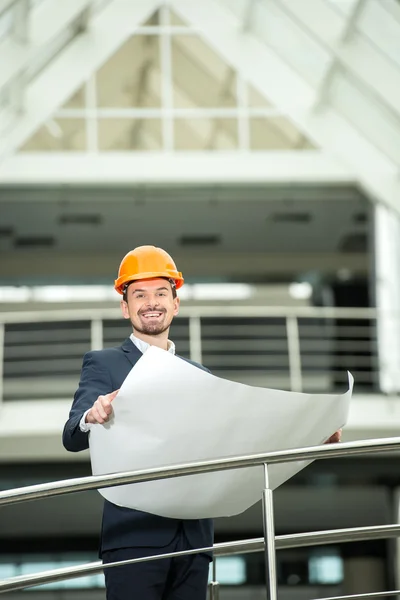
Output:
[325, 429, 342, 444]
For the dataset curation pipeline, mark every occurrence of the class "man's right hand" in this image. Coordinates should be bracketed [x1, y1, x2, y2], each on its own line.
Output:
[85, 389, 119, 424]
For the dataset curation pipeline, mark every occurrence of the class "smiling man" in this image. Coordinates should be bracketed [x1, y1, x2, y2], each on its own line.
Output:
[121, 279, 179, 344]
[62, 246, 213, 600]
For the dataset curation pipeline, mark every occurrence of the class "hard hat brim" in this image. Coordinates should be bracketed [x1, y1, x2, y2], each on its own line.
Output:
[115, 271, 184, 295]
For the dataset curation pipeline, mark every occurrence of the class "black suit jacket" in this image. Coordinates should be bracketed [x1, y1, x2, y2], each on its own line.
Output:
[63, 338, 214, 553]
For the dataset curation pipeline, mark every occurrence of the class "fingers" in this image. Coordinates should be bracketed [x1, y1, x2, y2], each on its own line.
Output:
[93, 396, 112, 423]
[334, 428, 342, 442]
[86, 390, 119, 425]
[325, 429, 342, 444]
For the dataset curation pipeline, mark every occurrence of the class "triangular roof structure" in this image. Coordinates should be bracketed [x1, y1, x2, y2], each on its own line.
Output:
[0, 0, 399, 213]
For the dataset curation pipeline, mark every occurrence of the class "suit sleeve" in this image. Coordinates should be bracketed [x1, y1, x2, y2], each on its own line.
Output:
[62, 352, 113, 453]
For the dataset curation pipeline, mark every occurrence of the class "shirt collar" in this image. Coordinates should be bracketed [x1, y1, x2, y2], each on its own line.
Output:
[130, 333, 175, 355]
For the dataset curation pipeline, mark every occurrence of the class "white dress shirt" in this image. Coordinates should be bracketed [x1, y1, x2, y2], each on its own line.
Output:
[79, 334, 175, 432]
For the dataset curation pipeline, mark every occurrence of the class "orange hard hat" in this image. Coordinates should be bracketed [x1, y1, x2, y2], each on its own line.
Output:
[114, 245, 184, 295]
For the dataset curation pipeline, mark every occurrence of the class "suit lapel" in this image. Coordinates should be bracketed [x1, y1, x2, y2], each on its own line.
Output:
[121, 337, 143, 367]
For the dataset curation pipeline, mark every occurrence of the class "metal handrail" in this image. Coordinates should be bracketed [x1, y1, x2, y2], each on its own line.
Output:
[0, 304, 383, 402]
[0, 304, 383, 323]
[312, 593, 400, 600]
[1, 437, 400, 507]
[2, 523, 400, 593]
[1, 438, 400, 596]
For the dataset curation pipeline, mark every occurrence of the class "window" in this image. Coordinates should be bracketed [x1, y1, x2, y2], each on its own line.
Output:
[208, 556, 246, 585]
[309, 550, 343, 584]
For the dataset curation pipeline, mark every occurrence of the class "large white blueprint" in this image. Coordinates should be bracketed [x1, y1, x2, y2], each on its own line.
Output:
[89, 347, 352, 519]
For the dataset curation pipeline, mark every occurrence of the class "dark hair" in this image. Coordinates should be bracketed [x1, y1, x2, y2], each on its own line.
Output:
[123, 278, 177, 302]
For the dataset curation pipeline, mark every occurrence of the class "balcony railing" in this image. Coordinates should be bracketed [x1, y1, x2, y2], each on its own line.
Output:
[0, 305, 382, 403]
[0, 437, 400, 598]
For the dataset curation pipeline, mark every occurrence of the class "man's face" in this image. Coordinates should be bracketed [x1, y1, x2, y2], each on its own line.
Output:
[121, 278, 180, 337]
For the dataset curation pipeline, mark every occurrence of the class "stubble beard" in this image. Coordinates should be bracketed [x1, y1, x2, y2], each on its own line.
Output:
[132, 314, 172, 337]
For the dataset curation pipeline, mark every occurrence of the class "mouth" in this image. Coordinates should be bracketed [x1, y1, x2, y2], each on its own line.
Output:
[140, 311, 164, 320]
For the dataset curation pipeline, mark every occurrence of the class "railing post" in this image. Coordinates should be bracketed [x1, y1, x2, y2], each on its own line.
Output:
[208, 559, 219, 599]
[286, 315, 303, 392]
[262, 463, 277, 600]
[392, 487, 400, 590]
[0, 322, 4, 406]
[90, 318, 103, 351]
[189, 316, 202, 364]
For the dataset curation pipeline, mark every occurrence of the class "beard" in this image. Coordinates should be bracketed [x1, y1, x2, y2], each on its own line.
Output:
[132, 311, 172, 336]
[133, 321, 170, 336]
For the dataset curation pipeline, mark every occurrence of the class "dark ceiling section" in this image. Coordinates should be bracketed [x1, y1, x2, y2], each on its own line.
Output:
[0, 183, 371, 283]
[339, 232, 368, 253]
[14, 236, 55, 248]
[58, 214, 103, 225]
[270, 212, 312, 223]
[179, 235, 221, 246]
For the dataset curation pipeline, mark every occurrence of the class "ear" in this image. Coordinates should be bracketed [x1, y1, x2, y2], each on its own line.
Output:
[120, 299, 130, 320]
[173, 296, 180, 316]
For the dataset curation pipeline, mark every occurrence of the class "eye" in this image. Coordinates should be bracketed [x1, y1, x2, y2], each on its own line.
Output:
[135, 293, 145, 299]
[157, 292, 167, 297]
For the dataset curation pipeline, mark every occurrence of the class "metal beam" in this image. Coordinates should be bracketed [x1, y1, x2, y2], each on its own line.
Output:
[242, 0, 259, 32]
[8, 0, 30, 113]
[314, 0, 367, 109]
[270, 0, 400, 162]
[0, 0, 94, 97]
[0, 0, 161, 160]
[0, 150, 354, 184]
[12, 0, 29, 43]
[172, 0, 400, 214]
[0, 0, 14, 16]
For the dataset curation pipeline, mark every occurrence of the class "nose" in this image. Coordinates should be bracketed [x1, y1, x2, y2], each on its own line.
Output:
[145, 295, 160, 308]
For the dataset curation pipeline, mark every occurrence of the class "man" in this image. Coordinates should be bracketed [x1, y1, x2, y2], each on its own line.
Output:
[63, 244, 341, 598]
[63, 245, 213, 600]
